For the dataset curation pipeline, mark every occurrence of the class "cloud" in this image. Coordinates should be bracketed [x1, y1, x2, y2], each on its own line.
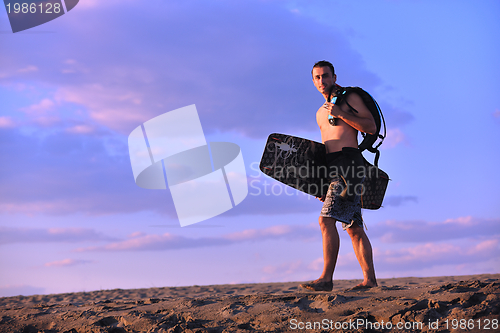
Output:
[225, 225, 294, 241]
[443, 216, 476, 226]
[0, 0, 419, 218]
[381, 128, 410, 149]
[0, 0, 394, 138]
[53, 84, 147, 128]
[382, 105, 415, 128]
[0, 116, 16, 128]
[261, 260, 304, 280]
[20, 98, 60, 126]
[307, 257, 324, 271]
[75, 224, 320, 252]
[22, 98, 55, 114]
[17, 65, 38, 73]
[373, 237, 500, 273]
[469, 239, 499, 254]
[76, 233, 227, 252]
[1, 0, 413, 217]
[370, 216, 500, 244]
[0, 226, 116, 245]
[383, 243, 460, 265]
[0, 127, 177, 216]
[71, 215, 500, 253]
[65, 124, 96, 134]
[44, 258, 92, 267]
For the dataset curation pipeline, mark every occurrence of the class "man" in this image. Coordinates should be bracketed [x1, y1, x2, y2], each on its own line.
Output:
[300, 61, 378, 291]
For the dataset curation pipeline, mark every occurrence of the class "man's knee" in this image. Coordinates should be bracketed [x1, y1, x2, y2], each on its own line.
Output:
[346, 224, 365, 239]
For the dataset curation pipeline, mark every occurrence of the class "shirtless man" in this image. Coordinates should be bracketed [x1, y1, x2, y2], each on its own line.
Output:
[300, 61, 378, 291]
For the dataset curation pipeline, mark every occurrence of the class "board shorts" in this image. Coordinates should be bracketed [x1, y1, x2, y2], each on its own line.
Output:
[319, 147, 365, 230]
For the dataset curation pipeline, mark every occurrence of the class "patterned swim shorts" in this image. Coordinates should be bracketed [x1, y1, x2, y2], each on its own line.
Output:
[319, 175, 364, 230]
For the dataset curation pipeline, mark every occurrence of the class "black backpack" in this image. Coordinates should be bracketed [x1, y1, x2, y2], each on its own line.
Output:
[329, 86, 386, 166]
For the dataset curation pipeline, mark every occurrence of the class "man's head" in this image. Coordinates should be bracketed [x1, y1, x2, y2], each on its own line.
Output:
[312, 60, 335, 77]
[312, 60, 336, 97]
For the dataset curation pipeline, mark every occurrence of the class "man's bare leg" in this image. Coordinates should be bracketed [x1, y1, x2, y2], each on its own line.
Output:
[300, 216, 339, 291]
[346, 225, 377, 288]
[316, 216, 340, 282]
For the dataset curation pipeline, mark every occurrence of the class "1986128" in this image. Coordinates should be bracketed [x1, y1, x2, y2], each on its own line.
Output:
[6, 2, 62, 14]
[443, 319, 498, 330]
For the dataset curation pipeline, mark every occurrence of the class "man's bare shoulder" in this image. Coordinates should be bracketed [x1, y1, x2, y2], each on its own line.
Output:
[344, 92, 370, 112]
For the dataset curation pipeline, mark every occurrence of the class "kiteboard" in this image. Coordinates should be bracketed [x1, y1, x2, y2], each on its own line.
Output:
[259, 133, 389, 209]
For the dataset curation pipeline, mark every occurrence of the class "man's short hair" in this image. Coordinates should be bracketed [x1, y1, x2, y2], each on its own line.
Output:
[312, 60, 335, 76]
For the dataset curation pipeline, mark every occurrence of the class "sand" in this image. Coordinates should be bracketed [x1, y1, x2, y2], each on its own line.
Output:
[0, 274, 498, 333]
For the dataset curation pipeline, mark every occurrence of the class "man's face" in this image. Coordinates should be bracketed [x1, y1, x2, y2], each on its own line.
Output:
[312, 66, 336, 95]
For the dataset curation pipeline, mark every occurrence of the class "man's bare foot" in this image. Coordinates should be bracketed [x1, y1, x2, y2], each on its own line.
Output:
[348, 281, 377, 291]
[300, 279, 333, 291]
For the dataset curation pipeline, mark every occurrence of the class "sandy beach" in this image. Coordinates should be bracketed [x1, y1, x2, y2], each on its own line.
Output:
[0, 274, 498, 333]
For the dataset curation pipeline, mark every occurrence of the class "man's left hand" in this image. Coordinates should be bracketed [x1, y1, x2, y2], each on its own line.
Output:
[323, 102, 341, 118]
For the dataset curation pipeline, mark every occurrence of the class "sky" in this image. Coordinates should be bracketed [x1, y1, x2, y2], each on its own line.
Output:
[0, 0, 499, 297]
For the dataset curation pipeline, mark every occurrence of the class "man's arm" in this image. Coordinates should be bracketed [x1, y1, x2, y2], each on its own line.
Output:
[326, 93, 377, 135]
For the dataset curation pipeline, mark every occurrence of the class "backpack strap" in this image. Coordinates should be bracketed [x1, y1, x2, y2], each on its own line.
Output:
[338, 87, 386, 167]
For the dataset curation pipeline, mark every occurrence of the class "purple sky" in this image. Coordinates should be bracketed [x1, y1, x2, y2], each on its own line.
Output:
[1, 0, 499, 297]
